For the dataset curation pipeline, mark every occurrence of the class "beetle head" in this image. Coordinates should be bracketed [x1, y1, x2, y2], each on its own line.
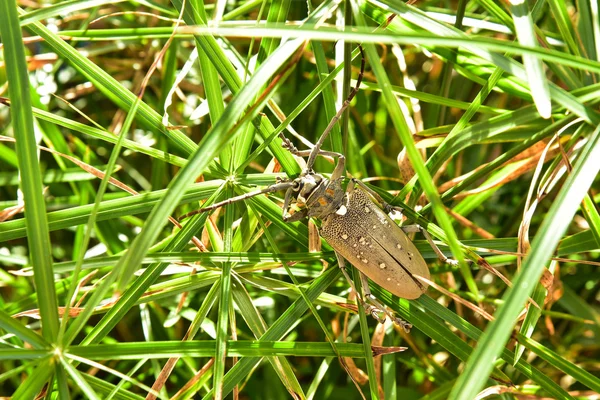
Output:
[294, 172, 323, 205]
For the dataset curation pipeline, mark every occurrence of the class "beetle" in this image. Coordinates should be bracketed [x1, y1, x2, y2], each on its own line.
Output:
[187, 48, 456, 330]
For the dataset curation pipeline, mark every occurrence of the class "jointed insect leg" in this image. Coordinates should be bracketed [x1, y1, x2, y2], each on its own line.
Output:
[402, 225, 459, 266]
[279, 46, 365, 178]
[335, 252, 384, 323]
[335, 252, 412, 330]
[282, 137, 346, 180]
[359, 272, 412, 332]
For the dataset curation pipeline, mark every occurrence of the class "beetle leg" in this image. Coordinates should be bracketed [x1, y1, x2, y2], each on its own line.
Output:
[402, 224, 459, 266]
[351, 178, 403, 216]
[359, 273, 413, 332]
[335, 252, 412, 330]
[283, 143, 346, 180]
[335, 252, 384, 323]
[283, 208, 309, 222]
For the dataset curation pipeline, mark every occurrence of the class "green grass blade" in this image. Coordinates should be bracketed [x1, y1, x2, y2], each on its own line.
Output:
[21, 12, 197, 156]
[0, 308, 49, 349]
[0, 0, 60, 342]
[67, 38, 306, 346]
[449, 124, 600, 400]
[202, 267, 339, 399]
[10, 357, 55, 399]
[510, 0, 551, 118]
[351, 1, 470, 294]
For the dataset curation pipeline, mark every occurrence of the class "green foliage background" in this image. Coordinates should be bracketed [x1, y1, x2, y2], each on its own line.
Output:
[0, 0, 599, 398]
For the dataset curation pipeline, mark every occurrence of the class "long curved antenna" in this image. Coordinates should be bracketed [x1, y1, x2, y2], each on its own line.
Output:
[180, 180, 296, 219]
[305, 45, 365, 172]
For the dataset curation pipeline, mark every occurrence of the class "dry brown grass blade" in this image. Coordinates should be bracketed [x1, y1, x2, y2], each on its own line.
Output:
[0, 134, 207, 252]
[13, 279, 165, 319]
[169, 358, 215, 400]
[90, 11, 183, 25]
[517, 130, 578, 311]
[414, 275, 495, 322]
[517, 134, 561, 270]
[13, 307, 85, 319]
[146, 357, 181, 400]
[15, 266, 98, 318]
[438, 139, 559, 196]
[460, 247, 600, 267]
[475, 385, 520, 400]
[334, 298, 368, 400]
[445, 206, 495, 239]
[0, 203, 25, 222]
[0, 134, 125, 189]
[371, 322, 386, 400]
[371, 345, 407, 356]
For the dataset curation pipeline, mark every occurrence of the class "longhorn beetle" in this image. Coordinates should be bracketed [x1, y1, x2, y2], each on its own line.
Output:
[188, 48, 456, 331]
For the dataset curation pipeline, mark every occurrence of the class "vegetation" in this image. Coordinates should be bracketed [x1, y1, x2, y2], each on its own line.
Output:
[0, 0, 599, 398]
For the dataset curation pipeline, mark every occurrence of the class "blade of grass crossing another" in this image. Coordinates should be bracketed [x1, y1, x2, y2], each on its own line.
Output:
[411, 295, 578, 399]
[79, 198, 218, 348]
[230, 281, 305, 397]
[513, 268, 549, 365]
[252, 210, 345, 398]
[171, 0, 302, 177]
[0, 308, 49, 349]
[60, 357, 101, 400]
[354, 268, 379, 400]
[189, 0, 229, 167]
[449, 124, 600, 400]
[202, 267, 340, 399]
[64, 38, 307, 345]
[350, 1, 472, 295]
[0, 0, 60, 341]
[10, 357, 55, 399]
[509, 0, 551, 118]
[213, 185, 235, 400]
[231, 0, 293, 168]
[62, 96, 183, 345]
[365, 0, 598, 124]
[20, 10, 197, 156]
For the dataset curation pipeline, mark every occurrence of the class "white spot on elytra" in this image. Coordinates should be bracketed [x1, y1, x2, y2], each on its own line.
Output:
[372, 225, 377, 229]
[379, 263, 386, 269]
[364, 207, 370, 213]
[362, 258, 368, 264]
[387, 277, 391, 281]
[336, 205, 348, 216]
[396, 244, 402, 250]
[342, 234, 348, 240]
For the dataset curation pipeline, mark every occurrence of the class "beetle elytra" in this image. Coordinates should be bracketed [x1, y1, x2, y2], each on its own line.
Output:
[187, 48, 456, 330]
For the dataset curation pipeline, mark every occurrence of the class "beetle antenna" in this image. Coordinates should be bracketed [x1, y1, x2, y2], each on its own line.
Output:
[305, 45, 365, 171]
[180, 180, 296, 219]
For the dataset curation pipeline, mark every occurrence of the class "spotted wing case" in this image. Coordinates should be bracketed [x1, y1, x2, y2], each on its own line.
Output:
[319, 187, 430, 299]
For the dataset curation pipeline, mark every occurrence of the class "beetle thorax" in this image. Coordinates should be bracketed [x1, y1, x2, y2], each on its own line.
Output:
[293, 172, 346, 219]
